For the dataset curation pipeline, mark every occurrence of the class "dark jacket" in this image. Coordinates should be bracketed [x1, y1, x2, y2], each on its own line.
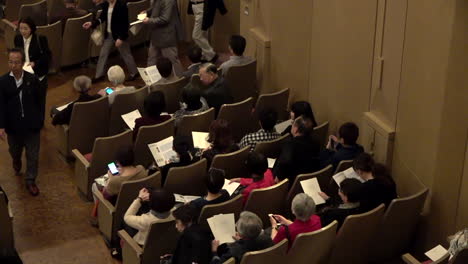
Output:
[273, 135, 320, 184]
[319, 143, 364, 169]
[359, 178, 397, 213]
[14, 34, 51, 77]
[92, 0, 130, 41]
[187, 0, 227, 30]
[0, 72, 44, 134]
[171, 224, 212, 264]
[319, 205, 361, 229]
[201, 76, 232, 114]
[211, 233, 273, 264]
[190, 189, 230, 218]
[52, 93, 101, 126]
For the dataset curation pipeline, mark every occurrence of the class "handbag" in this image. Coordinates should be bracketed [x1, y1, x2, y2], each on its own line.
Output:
[91, 23, 104, 46]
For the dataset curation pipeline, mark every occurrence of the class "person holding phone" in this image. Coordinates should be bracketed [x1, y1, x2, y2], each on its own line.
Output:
[97, 65, 136, 105]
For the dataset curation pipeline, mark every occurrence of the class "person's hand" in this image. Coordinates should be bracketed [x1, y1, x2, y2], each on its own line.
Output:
[232, 232, 241, 241]
[272, 214, 290, 226]
[326, 135, 338, 149]
[0, 129, 6, 141]
[142, 17, 149, 24]
[211, 240, 220, 253]
[229, 178, 241, 183]
[115, 39, 123, 48]
[97, 88, 107, 96]
[138, 188, 150, 201]
[28, 62, 35, 68]
[319, 191, 330, 200]
[269, 214, 277, 228]
[160, 254, 172, 260]
[83, 21, 92, 30]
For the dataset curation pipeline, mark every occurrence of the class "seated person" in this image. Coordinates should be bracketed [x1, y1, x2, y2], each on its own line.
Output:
[210, 211, 273, 264]
[153, 57, 179, 85]
[318, 178, 363, 229]
[199, 64, 232, 114]
[181, 45, 203, 78]
[159, 135, 197, 185]
[353, 153, 397, 212]
[133, 91, 171, 140]
[239, 109, 280, 151]
[49, 0, 88, 33]
[51, 75, 101, 125]
[319, 122, 364, 169]
[269, 193, 321, 249]
[273, 116, 320, 184]
[173, 84, 209, 127]
[229, 152, 275, 205]
[281, 101, 318, 135]
[219, 35, 253, 76]
[202, 119, 239, 166]
[190, 168, 230, 216]
[168, 204, 212, 264]
[98, 65, 135, 105]
[123, 187, 175, 246]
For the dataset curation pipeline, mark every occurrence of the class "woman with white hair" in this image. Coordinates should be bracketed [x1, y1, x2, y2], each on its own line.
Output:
[269, 193, 322, 249]
[52, 75, 101, 125]
[98, 65, 136, 104]
[210, 211, 273, 263]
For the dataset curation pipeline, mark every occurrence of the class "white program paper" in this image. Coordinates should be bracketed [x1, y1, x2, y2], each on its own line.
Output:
[274, 119, 293, 133]
[138, 66, 162, 86]
[267, 158, 276, 169]
[121, 109, 142, 130]
[300, 177, 326, 205]
[56, 102, 72, 112]
[23, 63, 34, 74]
[332, 167, 364, 186]
[192, 131, 210, 149]
[148, 136, 178, 167]
[137, 13, 147, 20]
[174, 194, 201, 203]
[425, 245, 448, 262]
[207, 214, 236, 244]
[222, 179, 240, 196]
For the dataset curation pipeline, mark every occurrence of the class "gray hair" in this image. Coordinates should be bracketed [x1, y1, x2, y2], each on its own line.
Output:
[107, 65, 126, 86]
[73, 75, 92, 93]
[291, 193, 316, 221]
[236, 211, 263, 240]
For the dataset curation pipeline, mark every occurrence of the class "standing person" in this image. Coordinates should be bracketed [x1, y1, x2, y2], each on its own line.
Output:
[142, 0, 183, 76]
[82, 0, 138, 83]
[0, 49, 45, 196]
[14, 17, 51, 119]
[187, 0, 227, 62]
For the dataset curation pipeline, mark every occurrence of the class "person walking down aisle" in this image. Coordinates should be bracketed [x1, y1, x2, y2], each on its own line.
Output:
[0, 49, 45, 196]
[82, 0, 138, 83]
[187, 0, 227, 62]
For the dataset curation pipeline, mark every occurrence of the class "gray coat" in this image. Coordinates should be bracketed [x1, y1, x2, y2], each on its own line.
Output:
[146, 0, 184, 48]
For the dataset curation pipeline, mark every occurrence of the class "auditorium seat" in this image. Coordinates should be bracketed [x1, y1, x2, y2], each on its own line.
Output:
[72, 130, 133, 201]
[211, 146, 250, 179]
[223, 258, 236, 264]
[288, 221, 338, 264]
[61, 13, 92, 67]
[177, 107, 215, 137]
[254, 88, 290, 121]
[133, 118, 175, 168]
[225, 60, 257, 102]
[0, 190, 15, 257]
[37, 20, 62, 73]
[150, 77, 189, 113]
[217, 97, 257, 142]
[4, 0, 38, 22]
[244, 179, 289, 228]
[402, 248, 468, 264]
[164, 159, 208, 196]
[119, 217, 179, 264]
[127, 0, 150, 47]
[95, 173, 160, 246]
[311, 121, 329, 152]
[328, 204, 385, 264]
[47, 0, 65, 19]
[239, 239, 288, 264]
[0, 19, 17, 50]
[19, 0, 47, 26]
[198, 194, 243, 230]
[253, 133, 290, 159]
[334, 159, 353, 174]
[108, 90, 145, 135]
[56, 96, 109, 158]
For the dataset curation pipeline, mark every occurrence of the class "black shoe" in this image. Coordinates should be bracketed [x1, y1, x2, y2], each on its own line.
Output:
[126, 73, 138, 82]
[13, 159, 21, 175]
[26, 182, 40, 196]
[92, 76, 104, 83]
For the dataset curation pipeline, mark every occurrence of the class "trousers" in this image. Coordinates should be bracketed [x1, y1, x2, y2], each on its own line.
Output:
[95, 35, 138, 78]
[7, 131, 40, 183]
[191, 3, 215, 61]
[147, 44, 183, 77]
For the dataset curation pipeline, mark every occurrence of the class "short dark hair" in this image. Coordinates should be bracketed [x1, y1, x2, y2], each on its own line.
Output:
[188, 45, 202, 63]
[291, 101, 317, 127]
[156, 57, 173, 78]
[173, 204, 198, 226]
[206, 168, 225, 194]
[229, 35, 246, 56]
[293, 116, 313, 136]
[150, 188, 175, 213]
[259, 109, 278, 131]
[18, 17, 37, 34]
[182, 84, 202, 110]
[353, 152, 374, 173]
[339, 178, 362, 203]
[246, 152, 268, 178]
[115, 145, 135, 166]
[339, 122, 359, 145]
[207, 119, 233, 150]
[7, 48, 25, 63]
[144, 91, 166, 118]
[173, 135, 193, 163]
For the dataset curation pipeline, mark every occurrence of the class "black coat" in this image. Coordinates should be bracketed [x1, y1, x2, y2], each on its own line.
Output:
[200, 76, 232, 115]
[92, 0, 130, 41]
[14, 34, 51, 78]
[187, 0, 227, 30]
[0, 72, 45, 134]
[171, 224, 212, 264]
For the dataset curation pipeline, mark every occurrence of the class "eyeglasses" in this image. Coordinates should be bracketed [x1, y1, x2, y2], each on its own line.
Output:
[8, 61, 22, 65]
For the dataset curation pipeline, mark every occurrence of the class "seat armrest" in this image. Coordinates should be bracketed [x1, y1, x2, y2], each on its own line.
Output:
[119, 229, 143, 264]
[95, 189, 116, 243]
[72, 149, 90, 168]
[402, 253, 422, 264]
[1, 19, 17, 30]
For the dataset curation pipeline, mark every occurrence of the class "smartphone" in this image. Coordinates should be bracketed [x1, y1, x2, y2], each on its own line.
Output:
[105, 87, 114, 95]
[107, 162, 119, 175]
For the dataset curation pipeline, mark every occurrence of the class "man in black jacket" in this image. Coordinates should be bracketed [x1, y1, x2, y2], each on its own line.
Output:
[198, 63, 232, 114]
[0, 49, 45, 196]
